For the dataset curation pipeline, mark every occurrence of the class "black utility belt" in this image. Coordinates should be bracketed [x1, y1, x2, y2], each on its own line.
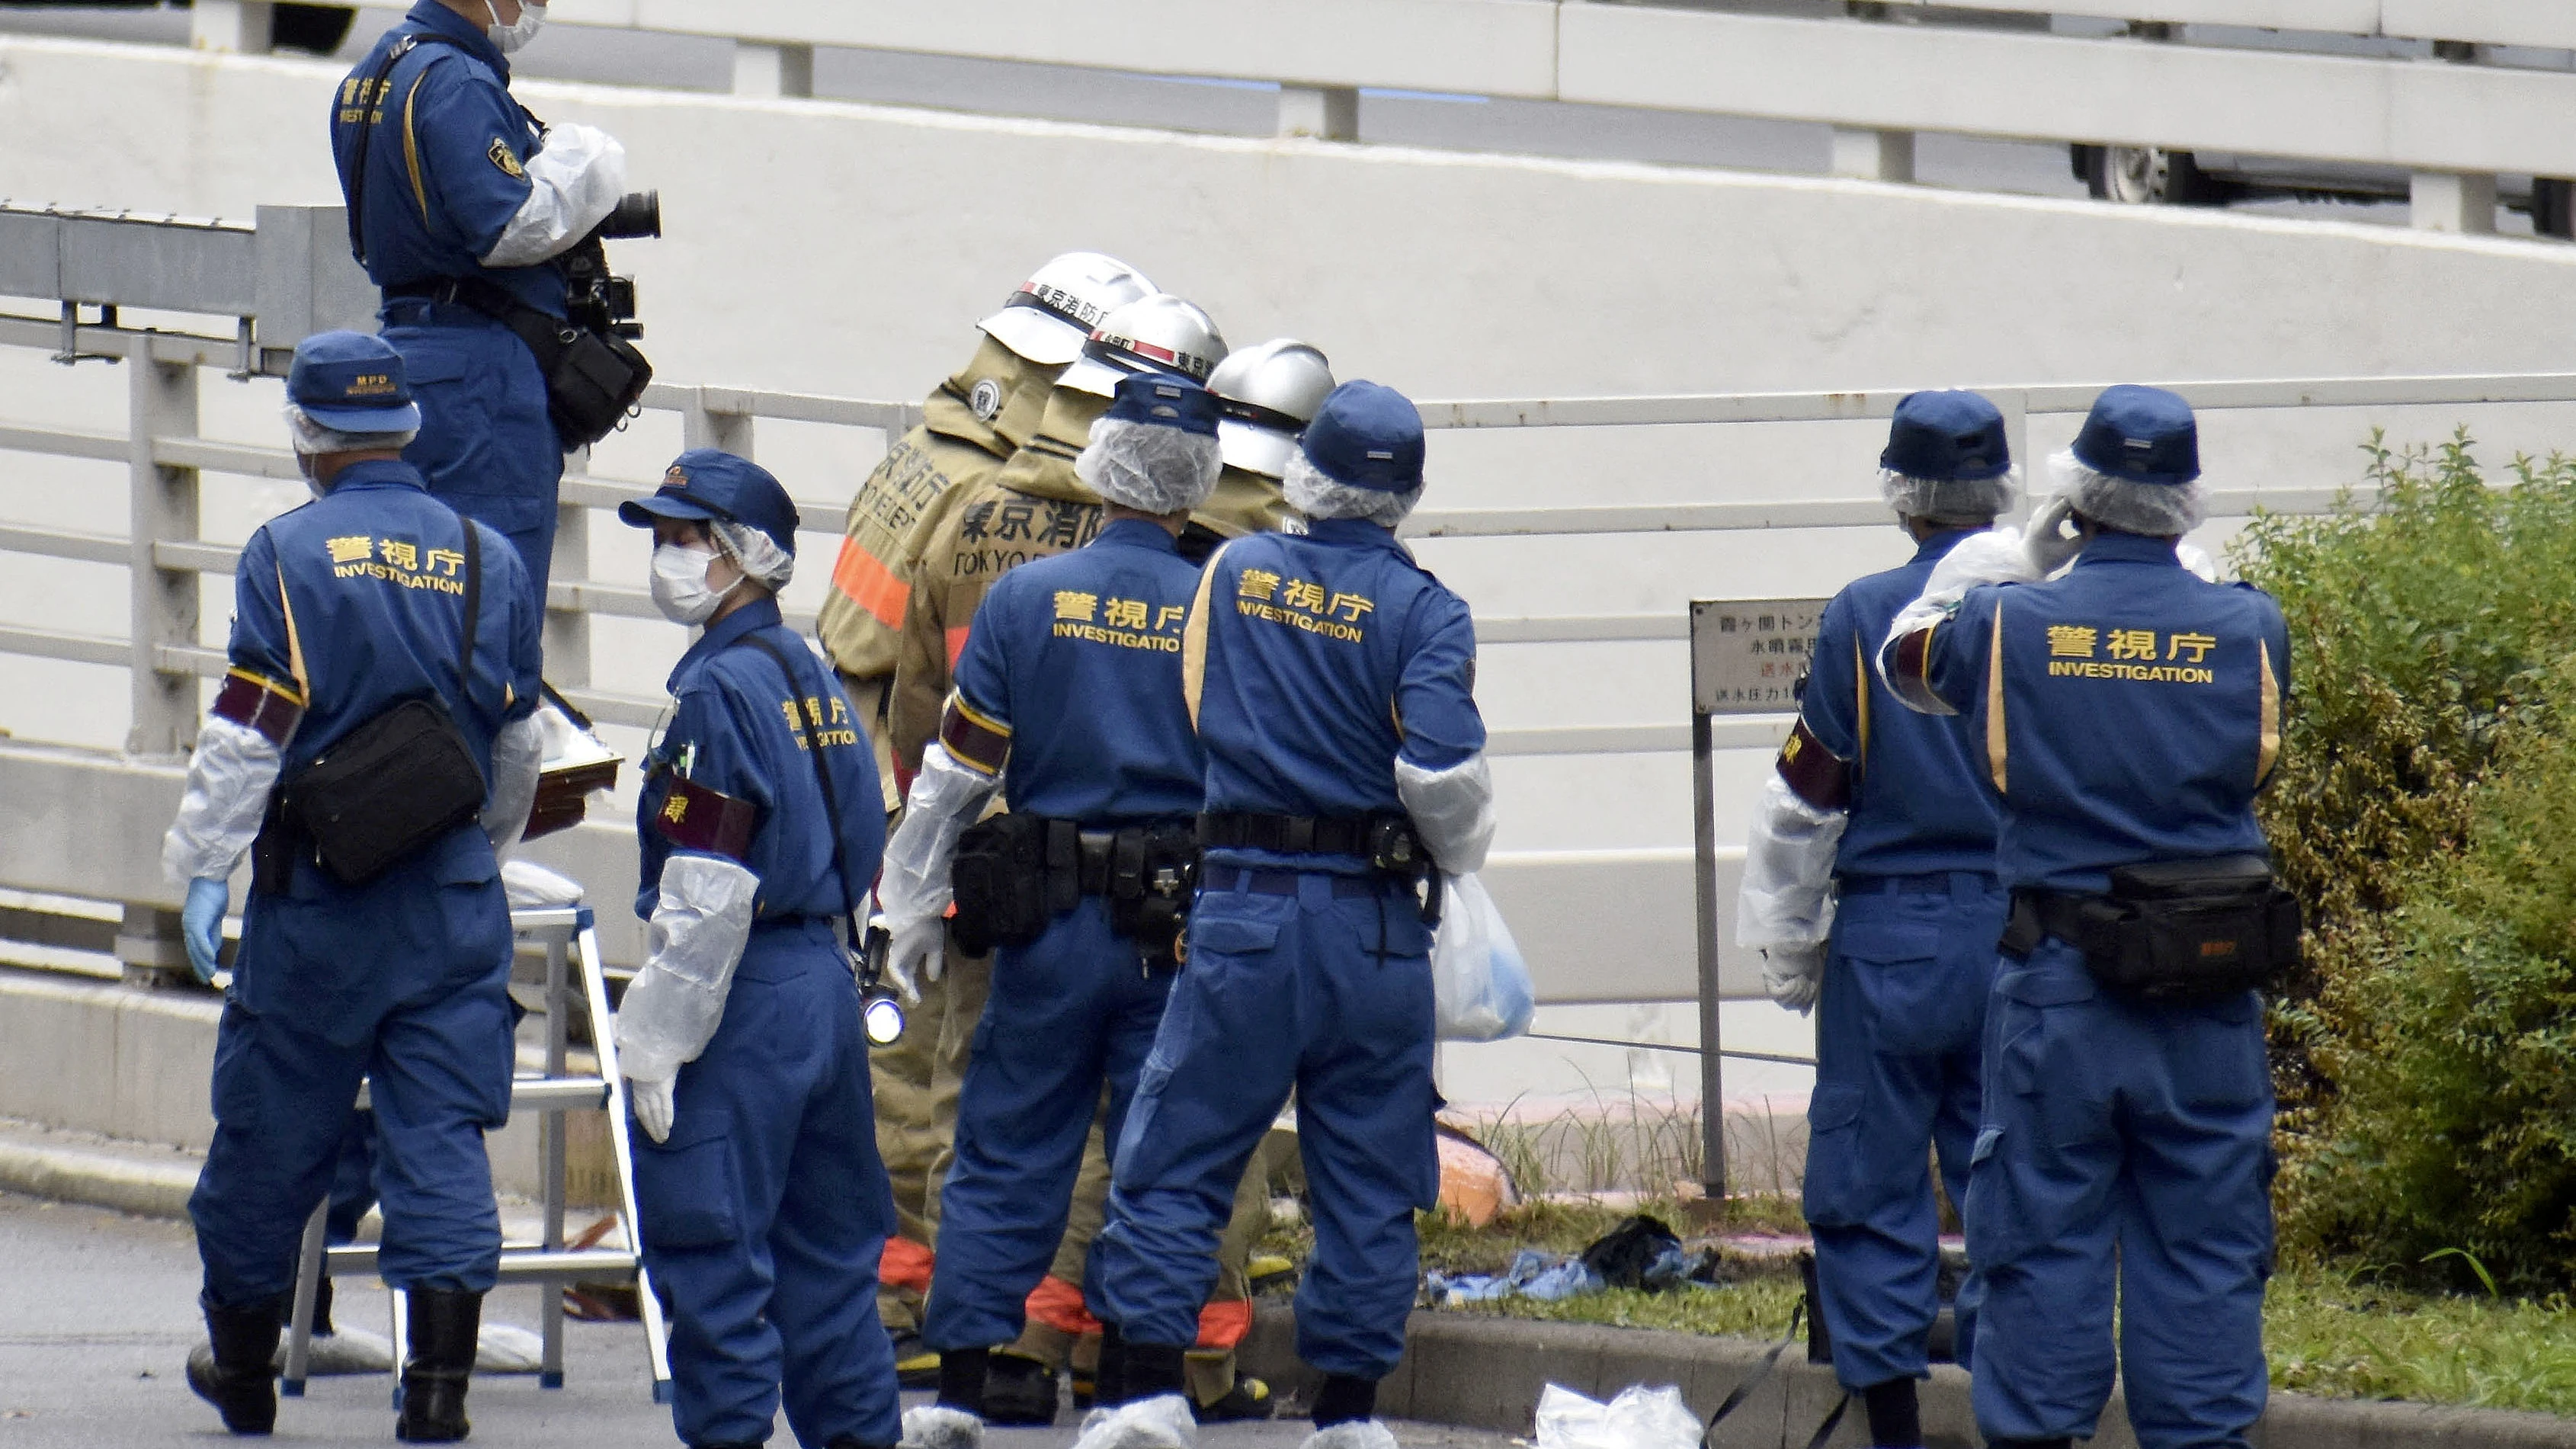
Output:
[2001, 854, 2302, 1006]
[384, 278, 650, 450]
[1197, 811, 1427, 872]
[949, 815, 1198, 963]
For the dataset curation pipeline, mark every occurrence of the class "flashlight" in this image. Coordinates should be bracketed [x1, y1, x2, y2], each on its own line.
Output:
[860, 921, 905, 1047]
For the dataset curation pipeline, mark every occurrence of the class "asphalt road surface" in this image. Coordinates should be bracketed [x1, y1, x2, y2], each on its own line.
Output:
[0, 1191, 1514, 1449]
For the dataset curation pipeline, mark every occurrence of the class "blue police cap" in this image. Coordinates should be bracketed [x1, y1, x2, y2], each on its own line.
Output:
[1299, 380, 1425, 493]
[618, 449, 802, 556]
[2071, 384, 2201, 486]
[287, 331, 422, 433]
[1882, 389, 2010, 481]
[1105, 370, 1222, 438]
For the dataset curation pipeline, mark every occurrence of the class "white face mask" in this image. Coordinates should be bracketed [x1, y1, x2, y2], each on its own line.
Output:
[488, 0, 546, 54]
[650, 543, 732, 627]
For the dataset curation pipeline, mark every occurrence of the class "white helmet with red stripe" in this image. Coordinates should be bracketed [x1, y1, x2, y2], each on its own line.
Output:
[1056, 295, 1229, 399]
[979, 252, 1159, 367]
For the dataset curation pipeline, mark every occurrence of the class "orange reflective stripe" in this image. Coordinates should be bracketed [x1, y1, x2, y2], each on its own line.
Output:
[945, 625, 972, 668]
[1194, 1299, 1252, 1350]
[879, 1236, 935, 1294]
[1024, 1275, 1101, 1337]
[831, 537, 912, 631]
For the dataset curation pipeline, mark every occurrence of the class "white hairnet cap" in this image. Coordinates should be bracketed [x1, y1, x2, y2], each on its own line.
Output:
[284, 402, 418, 457]
[1879, 468, 2018, 522]
[1284, 450, 1422, 530]
[2047, 450, 2206, 537]
[712, 518, 795, 591]
[1074, 415, 1223, 515]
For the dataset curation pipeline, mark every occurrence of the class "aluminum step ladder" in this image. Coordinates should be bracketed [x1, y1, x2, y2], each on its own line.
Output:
[280, 906, 673, 1404]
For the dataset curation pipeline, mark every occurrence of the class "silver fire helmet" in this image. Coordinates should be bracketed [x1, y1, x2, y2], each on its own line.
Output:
[979, 252, 1158, 367]
[1207, 339, 1334, 479]
[1058, 295, 1228, 398]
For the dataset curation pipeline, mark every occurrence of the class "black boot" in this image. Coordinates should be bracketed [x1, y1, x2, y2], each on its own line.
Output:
[983, 1351, 1060, 1426]
[1094, 1322, 1127, 1408]
[395, 1289, 481, 1442]
[1118, 1340, 1188, 1404]
[188, 1293, 284, 1435]
[1312, 1373, 1377, 1428]
[1860, 1378, 1921, 1448]
[936, 1345, 990, 1415]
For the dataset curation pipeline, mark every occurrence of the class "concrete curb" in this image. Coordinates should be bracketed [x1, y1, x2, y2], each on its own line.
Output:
[0, 1136, 198, 1220]
[1239, 1305, 2576, 1449]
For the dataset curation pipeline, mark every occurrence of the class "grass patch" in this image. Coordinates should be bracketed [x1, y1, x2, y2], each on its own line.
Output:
[2268, 1264, 2576, 1414]
[1457, 1280, 1808, 1340]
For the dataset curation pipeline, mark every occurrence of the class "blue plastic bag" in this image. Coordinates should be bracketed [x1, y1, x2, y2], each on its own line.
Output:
[1433, 872, 1535, 1042]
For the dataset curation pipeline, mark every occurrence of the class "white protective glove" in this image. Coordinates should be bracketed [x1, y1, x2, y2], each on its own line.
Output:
[2177, 541, 2219, 582]
[480, 121, 630, 268]
[1762, 942, 1825, 1015]
[627, 1072, 675, 1145]
[1879, 524, 2047, 714]
[2022, 493, 2085, 578]
[162, 715, 284, 886]
[1395, 751, 1497, 876]
[884, 912, 941, 1002]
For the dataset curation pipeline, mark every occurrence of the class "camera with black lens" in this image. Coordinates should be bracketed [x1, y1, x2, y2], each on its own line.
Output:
[562, 190, 659, 341]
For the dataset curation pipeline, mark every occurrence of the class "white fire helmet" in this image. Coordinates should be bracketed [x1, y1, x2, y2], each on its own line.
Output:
[1057, 294, 1229, 399]
[978, 252, 1158, 367]
[1207, 339, 1334, 479]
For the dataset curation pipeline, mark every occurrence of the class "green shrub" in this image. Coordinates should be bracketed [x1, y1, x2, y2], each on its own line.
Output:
[2232, 434, 2576, 1285]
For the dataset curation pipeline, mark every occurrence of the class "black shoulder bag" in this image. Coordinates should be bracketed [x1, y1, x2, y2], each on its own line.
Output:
[736, 633, 886, 999]
[255, 519, 490, 890]
[344, 33, 652, 448]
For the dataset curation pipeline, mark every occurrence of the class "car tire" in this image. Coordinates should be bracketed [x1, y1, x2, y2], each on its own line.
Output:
[2087, 145, 2233, 207]
[271, 3, 356, 55]
[2534, 178, 2576, 241]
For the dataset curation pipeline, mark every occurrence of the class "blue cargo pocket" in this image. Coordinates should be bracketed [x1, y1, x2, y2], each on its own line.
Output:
[633, 1116, 741, 1252]
[2177, 995, 2269, 1109]
[1800, 1082, 1867, 1227]
[1839, 919, 1972, 1057]
[1189, 912, 1282, 959]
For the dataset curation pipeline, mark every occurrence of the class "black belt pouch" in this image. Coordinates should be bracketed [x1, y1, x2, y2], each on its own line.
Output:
[2079, 854, 2302, 1005]
[277, 699, 488, 888]
[950, 813, 1053, 955]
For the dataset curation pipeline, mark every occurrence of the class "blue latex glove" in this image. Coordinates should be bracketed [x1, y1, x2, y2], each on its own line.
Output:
[183, 877, 229, 985]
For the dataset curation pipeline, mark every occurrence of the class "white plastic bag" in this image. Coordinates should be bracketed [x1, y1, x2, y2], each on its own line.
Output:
[1433, 872, 1535, 1043]
[1535, 1383, 1703, 1449]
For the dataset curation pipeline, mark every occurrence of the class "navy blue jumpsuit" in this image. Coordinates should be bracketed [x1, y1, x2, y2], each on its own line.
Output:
[920, 517, 1207, 1354]
[1092, 517, 1484, 1380]
[1789, 527, 2007, 1391]
[1889, 530, 2289, 1449]
[630, 598, 902, 1448]
[332, 0, 567, 600]
[190, 459, 540, 1310]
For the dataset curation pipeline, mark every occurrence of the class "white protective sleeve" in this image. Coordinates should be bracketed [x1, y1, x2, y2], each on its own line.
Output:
[1396, 751, 1497, 876]
[1876, 526, 2046, 713]
[612, 853, 758, 1084]
[1735, 775, 1849, 951]
[878, 742, 1003, 931]
[479, 122, 629, 269]
[481, 713, 544, 856]
[162, 716, 284, 886]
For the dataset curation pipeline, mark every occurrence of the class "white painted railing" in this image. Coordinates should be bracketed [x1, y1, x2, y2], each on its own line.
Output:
[9, 294, 2576, 994]
[248, 0, 2576, 208]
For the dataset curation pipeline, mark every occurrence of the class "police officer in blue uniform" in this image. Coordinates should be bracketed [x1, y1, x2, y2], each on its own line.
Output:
[1738, 392, 2015, 1449]
[1878, 386, 2289, 1449]
[614, 450, 903, 1449]
[333, 0, 632, 599]
[873, 373, 1227, 1439]
[165, 332, 545, 1441]
[1091, 382, 1492, 1449]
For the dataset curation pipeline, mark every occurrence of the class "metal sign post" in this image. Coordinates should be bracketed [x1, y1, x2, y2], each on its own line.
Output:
[1689, 597, 1828, 1198]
